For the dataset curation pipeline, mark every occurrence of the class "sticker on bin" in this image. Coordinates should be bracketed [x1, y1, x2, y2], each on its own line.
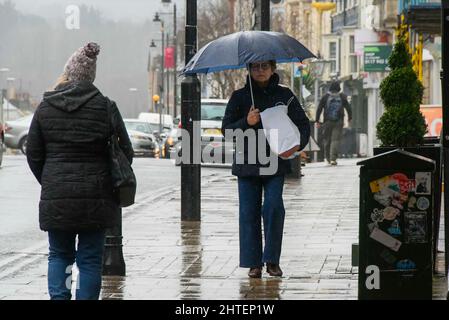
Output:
[408, 196, 417, 210]
[370, 174, 415, 196]
[416, 197, 430, 211]
[396, 259, 416, 271]
[369, 227, 402, 252]
[369, 176, 398, 193]
[387, 220, 401, 236]
[382, 207, 400, 221]
[370, 208, 385, 224]
[380, 249, 397, 265]
[415, 172, 431, 195]
[404, 212, 427, 243]
[373, 191, 407, 210]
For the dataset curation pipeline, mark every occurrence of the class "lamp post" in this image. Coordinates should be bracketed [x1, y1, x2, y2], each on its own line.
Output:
[441, 0, 449, 275]
[5, 77, 15, 122]
[153, 94, 163, 134]
[103, 88, 135, 277]
[0, 68, 10, 126]
[153, 13, 165, 113]
[155, 1, 178, 117]
[181, 0, 201, 221]
[309, 59, 330, 162]
[129, 88, 138, 116]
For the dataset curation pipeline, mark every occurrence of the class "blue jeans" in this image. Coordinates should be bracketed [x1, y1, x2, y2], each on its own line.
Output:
[47, 230, 105, 300]
[238, 175, 285, 268]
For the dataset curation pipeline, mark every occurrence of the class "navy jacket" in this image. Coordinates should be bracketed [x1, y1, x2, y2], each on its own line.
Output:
[221, 73, 310, 177]
[27, 81, 134, 231]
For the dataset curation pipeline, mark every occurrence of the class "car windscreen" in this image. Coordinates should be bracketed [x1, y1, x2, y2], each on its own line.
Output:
[201, 104, 226, 121]
[125, 122, 152, 134]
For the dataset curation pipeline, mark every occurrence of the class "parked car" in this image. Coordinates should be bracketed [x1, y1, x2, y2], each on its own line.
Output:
[0, 121, 4, 166]
[4, 113, 33, 155]
[124, 119, 159, 157]
[175, 99, 234, 164]
[138, 112, 174, 133]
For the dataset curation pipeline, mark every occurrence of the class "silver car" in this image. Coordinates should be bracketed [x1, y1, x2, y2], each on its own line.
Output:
[4, 114, 33, 155]
[124, 119, 159, 157]
[200, 99, 234, 163]
[174, 99, 234, 164]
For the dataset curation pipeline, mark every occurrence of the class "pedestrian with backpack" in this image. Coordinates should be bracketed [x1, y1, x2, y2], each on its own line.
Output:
[315, 81, 352, 165]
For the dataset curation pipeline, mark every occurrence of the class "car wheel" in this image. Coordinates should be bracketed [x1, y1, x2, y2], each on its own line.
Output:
[19, 136, 28, 155]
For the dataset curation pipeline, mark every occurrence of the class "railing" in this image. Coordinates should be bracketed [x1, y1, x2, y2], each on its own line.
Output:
[331, 5, 358, 33]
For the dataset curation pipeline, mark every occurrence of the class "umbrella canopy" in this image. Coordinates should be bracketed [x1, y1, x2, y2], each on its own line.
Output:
[181, 31, 316, 75]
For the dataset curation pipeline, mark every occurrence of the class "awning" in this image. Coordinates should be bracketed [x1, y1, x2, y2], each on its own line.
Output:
[404, 3, 441, 35]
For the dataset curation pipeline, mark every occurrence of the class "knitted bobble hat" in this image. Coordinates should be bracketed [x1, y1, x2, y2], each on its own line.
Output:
[63, 42, 100, 82]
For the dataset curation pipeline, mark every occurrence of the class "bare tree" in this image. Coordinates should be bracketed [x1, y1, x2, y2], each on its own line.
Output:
[197, 0, 246, 98]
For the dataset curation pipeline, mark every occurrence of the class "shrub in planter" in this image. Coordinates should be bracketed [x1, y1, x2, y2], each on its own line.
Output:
[376, 39, 427, 147]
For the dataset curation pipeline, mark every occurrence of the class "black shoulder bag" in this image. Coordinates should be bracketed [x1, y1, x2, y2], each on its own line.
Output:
[106, 98, 137, 207]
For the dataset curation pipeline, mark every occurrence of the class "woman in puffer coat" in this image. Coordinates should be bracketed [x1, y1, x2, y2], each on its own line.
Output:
[26, 43, 133, 300]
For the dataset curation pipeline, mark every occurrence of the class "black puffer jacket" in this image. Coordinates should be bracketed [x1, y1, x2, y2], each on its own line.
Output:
[221, 73, 310, 177]
[26, 81, 134, 231]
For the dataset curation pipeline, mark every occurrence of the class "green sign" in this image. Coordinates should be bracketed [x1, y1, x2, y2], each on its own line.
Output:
[364, 45, 392, 72]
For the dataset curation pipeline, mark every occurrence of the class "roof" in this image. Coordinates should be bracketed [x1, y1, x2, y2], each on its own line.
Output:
[357, 149, 435, 171]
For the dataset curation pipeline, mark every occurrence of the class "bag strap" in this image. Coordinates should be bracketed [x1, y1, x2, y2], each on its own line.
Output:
[286, 96, 295, 107]
[105, 97, 114, 139]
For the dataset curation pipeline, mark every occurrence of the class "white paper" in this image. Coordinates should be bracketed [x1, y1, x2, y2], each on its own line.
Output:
[369, 227, 402, 252]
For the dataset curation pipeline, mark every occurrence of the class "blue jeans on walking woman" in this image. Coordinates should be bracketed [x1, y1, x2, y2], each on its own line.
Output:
[47, 230, 105, 300]
[238, 175, 285, 268]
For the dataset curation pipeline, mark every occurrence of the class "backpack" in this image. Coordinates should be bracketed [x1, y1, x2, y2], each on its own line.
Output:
[324, 93, 343, 121]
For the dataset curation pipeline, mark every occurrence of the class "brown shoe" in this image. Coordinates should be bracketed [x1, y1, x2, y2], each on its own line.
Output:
[266, 263, 283, 277]
[248, 267, 262, 278]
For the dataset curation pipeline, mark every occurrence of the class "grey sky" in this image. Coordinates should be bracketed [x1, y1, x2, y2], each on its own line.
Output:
[11, 0, 184, 22]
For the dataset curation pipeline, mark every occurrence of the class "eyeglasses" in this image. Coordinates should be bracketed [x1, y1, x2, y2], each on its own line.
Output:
[250, 62, 271, 71]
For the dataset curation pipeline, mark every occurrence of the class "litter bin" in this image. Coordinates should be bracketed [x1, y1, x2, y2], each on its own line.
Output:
[357, 149, 435, 300]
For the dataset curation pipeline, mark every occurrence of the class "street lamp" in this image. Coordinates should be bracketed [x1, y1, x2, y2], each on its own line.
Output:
[129, 88, 139, 116]
[153, 13, 165, 113]
[0, 68, 10, 125]
[154, 1, 178, 118]
[153, 94, 163, 134]
[309, 58, 331, 162]
[5, 77, 16, 121]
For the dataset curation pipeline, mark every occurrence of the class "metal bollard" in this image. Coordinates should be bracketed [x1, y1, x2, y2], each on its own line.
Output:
[102, 209, 126, 276]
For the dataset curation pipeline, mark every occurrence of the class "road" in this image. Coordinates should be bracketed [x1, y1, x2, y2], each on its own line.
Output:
[0, 154, 226, 255]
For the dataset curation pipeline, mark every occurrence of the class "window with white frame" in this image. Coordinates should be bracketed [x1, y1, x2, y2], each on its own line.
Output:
[349, 35, 355, 53]
[337, 0, 342, 13]
[349, 35, 357, 73]
[329, 42, 337, 73]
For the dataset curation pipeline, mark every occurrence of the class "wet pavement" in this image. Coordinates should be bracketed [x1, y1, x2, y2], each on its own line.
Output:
[0, 159, 447, 300]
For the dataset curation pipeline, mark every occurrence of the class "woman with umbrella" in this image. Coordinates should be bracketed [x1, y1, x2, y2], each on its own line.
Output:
[182, 31, 314, 278]
[222, 60, 310, 278]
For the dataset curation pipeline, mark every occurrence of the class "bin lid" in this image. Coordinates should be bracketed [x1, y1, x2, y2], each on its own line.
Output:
[357, 149, 435, 171]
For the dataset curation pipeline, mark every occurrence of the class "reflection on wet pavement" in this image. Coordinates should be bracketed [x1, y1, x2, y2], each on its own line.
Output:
[2, 160, 447, 299]
[179, 221, 203, 299]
